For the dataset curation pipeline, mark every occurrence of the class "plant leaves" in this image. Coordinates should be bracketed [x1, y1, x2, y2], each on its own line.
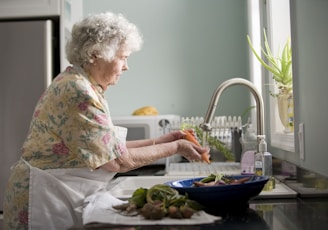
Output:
[247, 29, 293, 94]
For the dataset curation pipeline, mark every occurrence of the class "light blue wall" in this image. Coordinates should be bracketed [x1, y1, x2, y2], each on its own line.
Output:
[269, 0, 328, 177]
[83, 0, 328, 177]
[83, 0, 251, 118]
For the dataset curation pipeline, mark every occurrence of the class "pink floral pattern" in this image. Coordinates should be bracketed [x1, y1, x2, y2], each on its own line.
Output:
[78, 101, 89, 111]
[102, 133, 111, 145]
[18, 210, 28, 225]
[117, 143, 127, 155]
[94, 114, 109, 125]
[34, 110, 40, 117]
[52, 141, 69, 155]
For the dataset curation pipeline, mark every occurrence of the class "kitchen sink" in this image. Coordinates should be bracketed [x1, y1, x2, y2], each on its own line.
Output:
[107, 175, 194, 199]
[106, 175, 298, 200]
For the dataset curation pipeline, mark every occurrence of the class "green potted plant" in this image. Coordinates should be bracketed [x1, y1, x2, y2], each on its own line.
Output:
[247, 30, 294, 133]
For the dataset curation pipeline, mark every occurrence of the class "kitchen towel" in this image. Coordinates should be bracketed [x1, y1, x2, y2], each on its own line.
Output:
[82, 191, 221, 226]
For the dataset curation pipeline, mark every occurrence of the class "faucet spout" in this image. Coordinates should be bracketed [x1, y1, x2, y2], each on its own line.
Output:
[200, 78, 264, 138]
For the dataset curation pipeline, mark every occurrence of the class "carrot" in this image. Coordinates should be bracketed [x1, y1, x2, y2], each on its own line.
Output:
[183, 130, 211, 164]
[201, 151, 211, 164]
[230, 177, 251, 184]
[183, 129, 201, 147]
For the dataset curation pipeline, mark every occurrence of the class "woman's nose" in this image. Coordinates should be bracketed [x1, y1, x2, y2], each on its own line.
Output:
[122, 60, 129, 71]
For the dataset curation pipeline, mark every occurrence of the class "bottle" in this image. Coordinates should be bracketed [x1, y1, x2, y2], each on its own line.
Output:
[263, 152, 272, 177]
[254, 152, 264, 176]
[240, 122, 257, 155]
[258, 135, 273, 177]
[263, 151, 275, 191]
[240, 121, 258, 174]
[259, 136, 275, 191]
[254, 135, 265, 176]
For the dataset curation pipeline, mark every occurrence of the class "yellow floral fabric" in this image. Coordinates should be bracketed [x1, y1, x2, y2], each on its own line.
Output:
[3, 66, 127, 229]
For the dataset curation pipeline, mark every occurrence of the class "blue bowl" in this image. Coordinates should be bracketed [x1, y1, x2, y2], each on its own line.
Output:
[164, 175, 269, 208]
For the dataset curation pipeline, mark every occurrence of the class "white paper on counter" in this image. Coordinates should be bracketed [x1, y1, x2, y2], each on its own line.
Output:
[83, 191, 221, 226]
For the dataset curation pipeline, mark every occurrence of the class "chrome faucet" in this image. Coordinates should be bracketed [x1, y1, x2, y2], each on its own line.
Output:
[200, 78, 264, 148]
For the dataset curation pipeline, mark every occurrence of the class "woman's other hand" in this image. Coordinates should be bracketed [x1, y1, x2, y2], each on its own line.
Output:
[154, 130, 185, 144]
[176, 139, 209, 162]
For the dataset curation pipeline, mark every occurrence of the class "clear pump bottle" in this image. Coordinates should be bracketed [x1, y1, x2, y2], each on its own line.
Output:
[263, 152, 272, 177]
[254, 135, 265, 176]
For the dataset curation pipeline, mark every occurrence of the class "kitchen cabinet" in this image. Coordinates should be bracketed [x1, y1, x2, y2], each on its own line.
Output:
[0, 0, 83, 70]
[269, 0, 328, 178]
[0, 0, 65, 18]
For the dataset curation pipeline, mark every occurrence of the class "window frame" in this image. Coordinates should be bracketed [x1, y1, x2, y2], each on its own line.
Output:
[249, 0, 295, 152]
[266, 0, 295, 152]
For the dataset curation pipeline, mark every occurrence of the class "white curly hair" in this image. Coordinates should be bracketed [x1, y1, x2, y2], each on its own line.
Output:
[66, 12, 143, 67]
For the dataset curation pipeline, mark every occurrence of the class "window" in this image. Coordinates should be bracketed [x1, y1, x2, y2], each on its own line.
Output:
[248, 0, 295, 152]
[266, 0, 294, 152]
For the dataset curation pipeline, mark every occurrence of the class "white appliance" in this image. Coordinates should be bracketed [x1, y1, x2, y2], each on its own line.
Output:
[0, 0, 82, 212]
[111, 115, 182, 165]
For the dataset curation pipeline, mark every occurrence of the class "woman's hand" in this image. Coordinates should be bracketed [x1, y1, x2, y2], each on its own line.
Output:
[155, 129, 209, 162]
[176, 139, 209, 162]
[154, 130, 186, 144]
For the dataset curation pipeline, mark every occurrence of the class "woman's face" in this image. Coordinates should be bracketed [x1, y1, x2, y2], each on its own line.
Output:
[91, 49, 131, 90]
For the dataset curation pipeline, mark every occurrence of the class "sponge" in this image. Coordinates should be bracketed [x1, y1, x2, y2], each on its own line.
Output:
[132, 106, 159, 116]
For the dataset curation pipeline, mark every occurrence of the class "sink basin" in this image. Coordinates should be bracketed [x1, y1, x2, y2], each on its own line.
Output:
[107, 175, 298, 200]
[107, 176, 194, 199]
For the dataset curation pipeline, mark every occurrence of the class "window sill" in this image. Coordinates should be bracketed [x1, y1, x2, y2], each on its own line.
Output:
[271, 131, 295, 152]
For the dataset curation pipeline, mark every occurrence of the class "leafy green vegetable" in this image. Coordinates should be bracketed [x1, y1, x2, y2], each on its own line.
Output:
[200, 173, 224, 183]
[113, 184, 203, 220]
[146, 184, 178, 204]
[129, 187, 148, 208]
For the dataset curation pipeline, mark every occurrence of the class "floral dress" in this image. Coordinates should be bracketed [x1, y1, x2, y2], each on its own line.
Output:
[3, 66, 127, 229]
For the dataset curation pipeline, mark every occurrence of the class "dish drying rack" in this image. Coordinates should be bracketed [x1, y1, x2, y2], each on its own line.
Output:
[166, 162, 241, 176]
[165, 115, 243, 175]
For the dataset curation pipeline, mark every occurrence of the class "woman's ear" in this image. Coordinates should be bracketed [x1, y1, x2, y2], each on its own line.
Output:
[89, 54, 98, 64]
[90, 51, 100, 64]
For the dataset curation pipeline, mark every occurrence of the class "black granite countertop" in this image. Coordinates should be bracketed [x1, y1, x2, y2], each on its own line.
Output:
[78, 162, 328, 230]
[77, 197, 328, 230]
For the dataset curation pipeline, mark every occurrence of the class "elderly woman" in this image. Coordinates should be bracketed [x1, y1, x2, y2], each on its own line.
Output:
[3, 12, 208, 229]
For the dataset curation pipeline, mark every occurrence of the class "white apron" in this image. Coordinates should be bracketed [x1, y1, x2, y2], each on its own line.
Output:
[25, 126, 127, 229]
[23, 159, 115, 230]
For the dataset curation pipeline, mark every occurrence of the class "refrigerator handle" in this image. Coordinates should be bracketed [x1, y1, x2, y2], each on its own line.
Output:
[44, 20, 53, 88]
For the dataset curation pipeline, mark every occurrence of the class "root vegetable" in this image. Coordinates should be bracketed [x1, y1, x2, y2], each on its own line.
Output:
[140, 202, 166, 220]
[168, 206, 183, 219]
[194, 174, 252, 187]
[112, 184, 203, 220]
[230, 177, 251, 184]
[180, 205, 195, 218]
[183, 129, 211, 164]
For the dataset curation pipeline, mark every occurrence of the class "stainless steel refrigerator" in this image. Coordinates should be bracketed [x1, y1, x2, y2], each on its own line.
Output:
[0, 18, 60, 211]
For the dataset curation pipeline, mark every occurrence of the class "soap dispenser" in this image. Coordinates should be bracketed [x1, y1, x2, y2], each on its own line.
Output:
[254, 135, 265, 176]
